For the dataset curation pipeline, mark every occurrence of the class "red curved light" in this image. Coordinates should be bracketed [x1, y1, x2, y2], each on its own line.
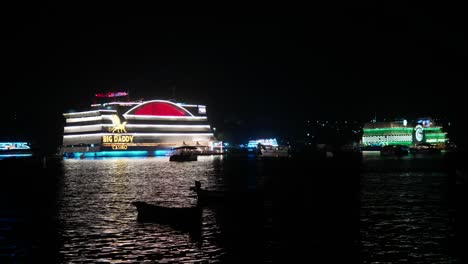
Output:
[134, 102, 188, 116]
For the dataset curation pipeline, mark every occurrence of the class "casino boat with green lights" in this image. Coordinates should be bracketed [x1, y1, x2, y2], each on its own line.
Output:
[60, 92, 216, 158]
[361, 118, 447, 149]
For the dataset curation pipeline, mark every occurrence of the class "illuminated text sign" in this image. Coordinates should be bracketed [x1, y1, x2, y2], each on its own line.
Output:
[102, 135, 134, 143]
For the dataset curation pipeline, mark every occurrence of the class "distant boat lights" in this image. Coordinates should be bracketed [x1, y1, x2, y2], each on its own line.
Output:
[0, 142, 30, 151]
[247, 138, 279, 148]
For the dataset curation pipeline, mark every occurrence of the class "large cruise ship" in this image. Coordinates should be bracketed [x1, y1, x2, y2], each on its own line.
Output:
[60, 92, 216, 158]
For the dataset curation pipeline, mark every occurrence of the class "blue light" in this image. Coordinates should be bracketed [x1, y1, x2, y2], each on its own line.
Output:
[417, 119, 431, 127]
[71, 151, 150, 158]
[247, 138, 279, 148]
[97, 151, 149, 157]
[0, 153, 33, 160]
[154, 150, 170, 156]
[102, 151, 148, 157]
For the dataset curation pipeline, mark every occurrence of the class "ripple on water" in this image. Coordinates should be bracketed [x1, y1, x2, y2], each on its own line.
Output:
[57, 156, 269, 263]
[360, 171, 459, 263]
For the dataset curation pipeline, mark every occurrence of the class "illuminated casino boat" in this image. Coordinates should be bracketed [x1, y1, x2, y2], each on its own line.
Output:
[361, 118, 447, 150]
[0, 142, 33, 160]
[60, 92, 216, 158]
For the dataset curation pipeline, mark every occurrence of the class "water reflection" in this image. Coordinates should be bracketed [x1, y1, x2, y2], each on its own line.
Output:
[58, 156, 268, 263]
[360, 153, 461, 263]
[2, 152, 462, 263]
[360, 171, 457, 263]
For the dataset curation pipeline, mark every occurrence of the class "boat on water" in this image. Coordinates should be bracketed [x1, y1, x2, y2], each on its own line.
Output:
[380, 145, 409, 157]
[190, 181, 263, 206]
[132, 201, 202, 226]
[409, 143, 442, 154]
[0, 142, 34, 160]
[60, 91, 217, 158]
[259, 145, 290, 158]
[169, 146, 199, 161]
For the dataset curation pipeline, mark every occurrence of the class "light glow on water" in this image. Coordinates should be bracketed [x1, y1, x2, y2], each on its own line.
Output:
[0, 153, 33, 160]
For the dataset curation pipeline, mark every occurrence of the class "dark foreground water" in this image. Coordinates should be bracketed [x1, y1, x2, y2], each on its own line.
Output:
[1, 152, 467, 263]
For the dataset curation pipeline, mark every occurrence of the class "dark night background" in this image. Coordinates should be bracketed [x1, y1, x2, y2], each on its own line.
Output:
[2, 3, 467, 153]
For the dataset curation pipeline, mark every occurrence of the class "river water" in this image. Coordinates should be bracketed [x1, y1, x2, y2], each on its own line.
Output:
[1, 152, 466, 263]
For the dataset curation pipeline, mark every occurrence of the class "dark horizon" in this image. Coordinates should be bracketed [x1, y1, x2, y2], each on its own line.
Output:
[3, 4, 468, 151]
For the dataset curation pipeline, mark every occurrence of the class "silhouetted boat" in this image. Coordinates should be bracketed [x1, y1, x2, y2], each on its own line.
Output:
[169, 146, 198, 162]
[380, 145, 409, 157]
[190, 181, 264, 206]
[409, 144, 442, 154]
[132, 201, 202, 227]
[259, 146, 290, 158]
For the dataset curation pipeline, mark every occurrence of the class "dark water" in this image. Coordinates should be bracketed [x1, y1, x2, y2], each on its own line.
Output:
[1, 152, 466, 263]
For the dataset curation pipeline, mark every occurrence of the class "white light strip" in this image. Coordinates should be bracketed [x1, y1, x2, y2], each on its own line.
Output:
[64, 125, 103, 133]
[63, 110, 101, 117]
[123, 100, 195, 117]
[63, 110, 117, 117]
[362, 135, 412, 144]
[103, 102, 141, 106]
[66, 115, 114, 123]
[64, 124, 211, 132]
[125, 124, 210, 129]
[66, 116, 102, 123]
[63, 133, 215, 139]
[179, 104, 202, 107]
[123, 114, 207, 121]
[66, 124, 210, 129]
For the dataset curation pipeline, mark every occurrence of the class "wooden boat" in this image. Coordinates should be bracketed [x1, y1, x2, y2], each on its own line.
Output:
[132, 201, 202, 227]
[190, 181, 264, 206]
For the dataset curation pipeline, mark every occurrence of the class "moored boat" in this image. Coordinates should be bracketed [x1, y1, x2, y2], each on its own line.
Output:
[380, 145, 409, 157]
[190, 181, 264, 206]
[60, 91, 217, 158]
[132, 201, 202, 226]
[169, 146, 199, 161]
[409, 143, 442, 154]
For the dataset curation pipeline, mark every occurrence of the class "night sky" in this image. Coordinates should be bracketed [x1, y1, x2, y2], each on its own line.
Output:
[3, 4, 468, 151]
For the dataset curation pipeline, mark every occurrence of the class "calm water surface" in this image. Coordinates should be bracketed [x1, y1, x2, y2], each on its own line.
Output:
[57, 155, 268, 263]
[1, 152, 466, 263]
[360, 152, 461, 263]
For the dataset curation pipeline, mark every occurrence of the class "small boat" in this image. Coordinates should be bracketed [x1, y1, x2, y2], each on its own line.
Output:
[191, 181, 226, 202]
[132, 201, 202, 227]
[380, 145, 409, 157]
[409, 143, 442, 154]
[169, 146, 198, 162]
[190, 181, 263, 206]
[259, 146, 290, 158]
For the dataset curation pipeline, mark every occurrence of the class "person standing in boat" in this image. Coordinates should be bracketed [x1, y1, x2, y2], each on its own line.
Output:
[257, 143, 263, 155]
